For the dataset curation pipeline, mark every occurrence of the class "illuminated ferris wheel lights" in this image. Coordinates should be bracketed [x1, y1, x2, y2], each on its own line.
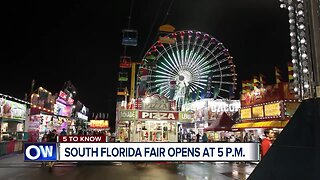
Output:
[138, 30, 236, 102]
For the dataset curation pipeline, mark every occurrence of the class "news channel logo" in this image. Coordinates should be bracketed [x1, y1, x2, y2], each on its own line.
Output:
[24, 143, 57, 161]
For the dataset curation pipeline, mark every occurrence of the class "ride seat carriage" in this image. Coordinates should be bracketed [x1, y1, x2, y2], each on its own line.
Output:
[122, 29, 138, 46]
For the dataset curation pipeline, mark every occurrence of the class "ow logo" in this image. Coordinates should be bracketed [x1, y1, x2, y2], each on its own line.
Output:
[24, 143, 57, 161]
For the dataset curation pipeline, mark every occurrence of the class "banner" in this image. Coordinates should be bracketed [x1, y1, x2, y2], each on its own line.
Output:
[264, 102, 281, 117]
[0, 99, 27, 120]
[119, 109, 138, 121]
[89, 120, 109, 129]
[252, 106, 264, 118]
[138, 111, 179, 121]
[24, 141, 260, 162]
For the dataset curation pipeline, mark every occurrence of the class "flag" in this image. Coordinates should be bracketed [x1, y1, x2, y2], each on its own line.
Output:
[275, 67, 282, 84]
[242, 80, 251, 93]
[253, 75, 260, 87]
[259, 74, 266, 87]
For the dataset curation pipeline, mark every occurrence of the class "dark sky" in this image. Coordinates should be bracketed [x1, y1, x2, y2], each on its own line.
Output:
[1, 0, 290, 127]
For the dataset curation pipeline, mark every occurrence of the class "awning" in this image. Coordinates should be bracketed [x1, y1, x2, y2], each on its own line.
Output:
[232, 120, 289, 129]
[204, 112, 235, 132]
[0, 118, 25, 123]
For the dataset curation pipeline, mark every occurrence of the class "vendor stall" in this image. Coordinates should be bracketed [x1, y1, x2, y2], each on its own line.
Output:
[233, 82, 300, 141]
[0, 98, 27, 141]
[118, 95, 193, 142]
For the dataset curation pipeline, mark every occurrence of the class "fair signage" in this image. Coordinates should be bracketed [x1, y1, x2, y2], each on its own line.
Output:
[89, 120, 109, 129]
[285, 102, 300, 116]
[142, 95, 170, 111]
[264, 102, 281, 117]
[207, 100, 240, 113]
[240, 108, 252, 119]
[138, 111, 179, 121]
[179, 111, 194, 123]
[77, 112, 88, 121]
[119, 110, 138, 121]
[0, 99, 27, 120]
[252, 106, 264, 118]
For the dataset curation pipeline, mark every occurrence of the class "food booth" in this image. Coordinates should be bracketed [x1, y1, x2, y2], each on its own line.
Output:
[118, 95, 193, 142]
[181, 99, 240, 142]
[233, 82, 301, 141]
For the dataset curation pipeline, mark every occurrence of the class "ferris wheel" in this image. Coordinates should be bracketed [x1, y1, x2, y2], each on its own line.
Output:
[137, 30, 237, 105]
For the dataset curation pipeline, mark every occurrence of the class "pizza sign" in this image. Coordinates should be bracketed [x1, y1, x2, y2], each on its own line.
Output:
[138, 111, 179, 121]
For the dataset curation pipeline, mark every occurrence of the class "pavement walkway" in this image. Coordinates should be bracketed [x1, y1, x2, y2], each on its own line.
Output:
[0, 153, 259, 180]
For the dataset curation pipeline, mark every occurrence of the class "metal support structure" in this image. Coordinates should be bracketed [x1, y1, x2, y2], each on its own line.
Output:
[280, 0, 320, 99]
[308, 0, 320, 97]
[130, 63, 136, 100]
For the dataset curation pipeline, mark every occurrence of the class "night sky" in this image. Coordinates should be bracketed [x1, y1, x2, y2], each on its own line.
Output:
[1, 0, 290, 129]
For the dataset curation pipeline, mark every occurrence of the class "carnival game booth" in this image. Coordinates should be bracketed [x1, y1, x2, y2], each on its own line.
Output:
[28, 87, 56, 142]
[181, 99, 240, 142]
[28, 88, 74, 141]
[53, 90, 74, 134]
[0, 96, 28, 156]
[118, 95, 193, 142]
[232, 82, 300, 142]
[0, 98, 27, 141]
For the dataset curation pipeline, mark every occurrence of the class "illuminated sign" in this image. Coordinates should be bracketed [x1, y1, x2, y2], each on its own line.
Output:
[119, 110, 138, 121]
[54, 102, 72, 117]
[0, 99, 27, 120]
[58, 91, 74, 105]
[89, 120, 109, 129]
[264, 102, 281, 117]
[138, 111, 179, 121]
[77, 112, 88, 121]
[142, 95, 170, 111]
[252, 106, 264, 118]
[240, 108, 252, 119]
[285, 102, 300, 116]
[179, 112, 194, 122]
[183, 100, 240, 113]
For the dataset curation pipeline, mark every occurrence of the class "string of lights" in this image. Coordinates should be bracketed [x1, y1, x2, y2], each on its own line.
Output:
[0, 93, 31, 105]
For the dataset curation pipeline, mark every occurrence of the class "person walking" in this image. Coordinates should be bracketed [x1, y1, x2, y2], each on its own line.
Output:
[47, 129, 58, 170]
[196, 133, 201, 142]
[60, 128, 67, 136]
[261, 129, 275, 158]
[202, 133, 208, 143]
